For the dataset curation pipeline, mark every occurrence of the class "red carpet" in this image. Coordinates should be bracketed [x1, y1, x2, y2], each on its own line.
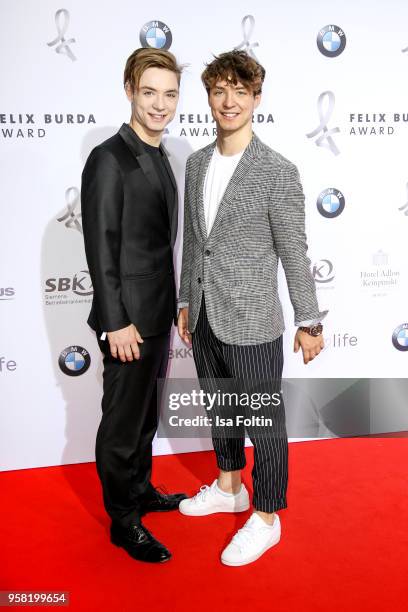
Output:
[1, 438, 407, 611]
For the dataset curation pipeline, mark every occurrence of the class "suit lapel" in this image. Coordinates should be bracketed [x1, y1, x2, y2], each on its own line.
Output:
[136, 153, 165, 202]
[196, 142, 216, 240]
[119, 123, 163, 203]
[160, 144, 177, 191]
[119, 123, 179, 245]
[208, 134, 262, 240]
[160, 143, 178, 247]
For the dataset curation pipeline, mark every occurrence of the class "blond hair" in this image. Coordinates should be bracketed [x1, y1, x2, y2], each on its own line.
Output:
[124, 48, 182, 91]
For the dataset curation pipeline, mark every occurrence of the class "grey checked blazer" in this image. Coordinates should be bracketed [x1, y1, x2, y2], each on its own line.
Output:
[178, 133, 327, 346]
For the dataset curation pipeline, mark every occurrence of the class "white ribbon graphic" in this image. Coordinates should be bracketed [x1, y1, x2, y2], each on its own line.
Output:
[57, 187, 82, 234]
[47, 9, 77, 62]
[306, 91, 340, 156]
[234, 15, 260, 61]
[398, 183, 408, 216]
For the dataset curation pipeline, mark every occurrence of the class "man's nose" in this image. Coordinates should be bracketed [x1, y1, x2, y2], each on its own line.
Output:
[223, 90, 235, 107]
[153, 95, 165, 110]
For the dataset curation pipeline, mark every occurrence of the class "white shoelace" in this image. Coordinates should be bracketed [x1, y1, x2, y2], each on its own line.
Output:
[231, 521, 259, 550]
[191, 484, 211, 504]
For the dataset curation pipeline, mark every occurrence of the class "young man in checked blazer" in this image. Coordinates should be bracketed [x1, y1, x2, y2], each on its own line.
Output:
[177, 50, 327, 566]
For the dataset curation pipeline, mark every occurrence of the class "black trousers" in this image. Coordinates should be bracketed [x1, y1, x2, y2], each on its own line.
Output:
[95, 331, 170, 528]
[192, 297, 288, 513]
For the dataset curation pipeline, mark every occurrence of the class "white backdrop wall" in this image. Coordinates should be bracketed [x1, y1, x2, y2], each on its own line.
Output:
[0, 0, 407, 471]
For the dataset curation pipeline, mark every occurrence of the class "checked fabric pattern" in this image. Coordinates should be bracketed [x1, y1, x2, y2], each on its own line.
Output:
[178, 133, 327, 346]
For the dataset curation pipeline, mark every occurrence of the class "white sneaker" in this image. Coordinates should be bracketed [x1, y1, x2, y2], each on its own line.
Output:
[221, 512, 281, 566]
[178, 480, 250, 516]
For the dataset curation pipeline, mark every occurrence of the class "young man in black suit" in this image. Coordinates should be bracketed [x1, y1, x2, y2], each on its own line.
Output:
[81, 48, 186, 563]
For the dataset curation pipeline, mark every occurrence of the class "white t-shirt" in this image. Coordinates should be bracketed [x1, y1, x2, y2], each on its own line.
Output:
[203, 146, 244, 235]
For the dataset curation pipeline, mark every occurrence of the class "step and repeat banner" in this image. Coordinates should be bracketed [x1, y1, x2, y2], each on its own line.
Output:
[0, 0, 407, 470]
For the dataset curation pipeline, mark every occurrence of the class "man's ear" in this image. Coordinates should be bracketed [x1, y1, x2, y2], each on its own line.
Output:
[253, 93, 262, 109]
[125, 81, 133, 102]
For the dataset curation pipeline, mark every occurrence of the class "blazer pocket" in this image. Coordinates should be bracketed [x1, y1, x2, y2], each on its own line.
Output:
[233, 266, 265, 285]
[122, 270, 162, 280]
[230, 278, 265, 297]
[230, 281, 267, 326]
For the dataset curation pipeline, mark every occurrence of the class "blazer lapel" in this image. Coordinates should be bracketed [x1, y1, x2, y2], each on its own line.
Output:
[208, 134, 262, 240]
[119, 123, 163, 203]
[196, 142, 216, 240]
[136, 154, 165, 203]
[160, 144, 178, 247]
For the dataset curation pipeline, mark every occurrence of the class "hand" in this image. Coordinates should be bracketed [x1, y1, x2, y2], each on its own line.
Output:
[294, 329, 324, 365]
[178, 307, 191, 345]
[107, 324, 143, 362]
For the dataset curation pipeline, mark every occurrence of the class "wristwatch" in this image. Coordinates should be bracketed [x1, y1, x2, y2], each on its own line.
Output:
[299, 324, 323, 337]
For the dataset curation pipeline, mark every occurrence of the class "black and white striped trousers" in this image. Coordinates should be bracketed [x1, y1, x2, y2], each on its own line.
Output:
[192, 297, 288, 513]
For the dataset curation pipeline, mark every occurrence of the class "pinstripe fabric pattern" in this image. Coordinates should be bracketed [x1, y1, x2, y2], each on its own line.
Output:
[178, 133, 327, 346]
[193, 297, 288, 513]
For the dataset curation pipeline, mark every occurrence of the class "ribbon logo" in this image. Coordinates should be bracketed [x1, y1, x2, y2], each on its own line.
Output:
[234, 15, 260, 61]
[47, 9, 77, 62]
[306, 91, 340, 156]
[57, 187, 82, 234]
[398, 182, 408, 216]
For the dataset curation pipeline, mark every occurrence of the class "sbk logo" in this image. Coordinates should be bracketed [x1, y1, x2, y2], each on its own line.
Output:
[45, 271, 93, 296]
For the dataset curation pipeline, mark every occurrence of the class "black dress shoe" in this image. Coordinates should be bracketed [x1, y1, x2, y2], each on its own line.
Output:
[110, 523, 171, 563]
[141, 488, 188, 513]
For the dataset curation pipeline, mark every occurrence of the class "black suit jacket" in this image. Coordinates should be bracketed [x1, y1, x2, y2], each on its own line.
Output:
[81, 123, 178, 337]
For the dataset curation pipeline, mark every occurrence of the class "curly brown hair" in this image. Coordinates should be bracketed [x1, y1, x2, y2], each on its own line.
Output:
[201, 50, 265, 96]
[124, 48, 182, 91]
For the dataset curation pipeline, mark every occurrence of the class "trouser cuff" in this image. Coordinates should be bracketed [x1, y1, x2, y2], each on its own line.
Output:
[252, 496, 287, 513]
[216, 457, 246, 472]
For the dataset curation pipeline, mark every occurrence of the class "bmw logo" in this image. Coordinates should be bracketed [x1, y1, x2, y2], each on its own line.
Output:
[140, 20, 172, 50]
[317, 25, 346, 57]
[317, 188, 345, 218]
[59, 346, 91, 376]
[392, 324, 408, 351]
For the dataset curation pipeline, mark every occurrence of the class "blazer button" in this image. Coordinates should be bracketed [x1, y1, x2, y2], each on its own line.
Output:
[205, 249, 211, 256]
[197, 277, 202, 284]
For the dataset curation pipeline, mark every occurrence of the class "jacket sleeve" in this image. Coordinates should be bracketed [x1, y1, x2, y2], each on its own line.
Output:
[178, 158, 193, 308]
[81, 146, 131, 332]
[269, 162, 328, 325]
